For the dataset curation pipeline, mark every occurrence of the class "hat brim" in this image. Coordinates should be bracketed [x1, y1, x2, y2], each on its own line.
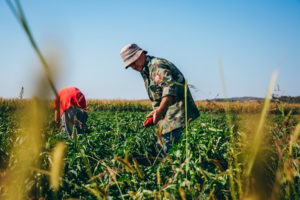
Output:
[124, 50, 148, 69]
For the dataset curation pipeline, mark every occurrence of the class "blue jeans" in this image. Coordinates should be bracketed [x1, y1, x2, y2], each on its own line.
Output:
[156, 128, 183, 157]
[61, 107, 86, 136]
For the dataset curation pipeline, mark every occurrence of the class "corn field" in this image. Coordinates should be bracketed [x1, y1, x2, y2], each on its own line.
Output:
[0, 99, 299, 199]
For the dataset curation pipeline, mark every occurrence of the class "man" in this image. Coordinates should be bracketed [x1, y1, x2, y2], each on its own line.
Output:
[120, 43, 199, 156]
[54, 86, 88, 138]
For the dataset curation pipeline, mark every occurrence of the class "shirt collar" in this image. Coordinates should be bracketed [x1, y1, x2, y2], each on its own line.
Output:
[141, 55, 151, 77]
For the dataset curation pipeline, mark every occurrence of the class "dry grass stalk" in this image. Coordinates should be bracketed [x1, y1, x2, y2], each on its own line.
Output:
[246, 70, 278, 176]
[242, 71, 279, 200]
[85, 186, 102, 199]
[155, 127, 165, 147]
[206, 188, 217, 200]
[208, 158, 224, 172]
[133, 158, 144, 178]
[3, 1, 63, 196]
[289, 123, 300, 156]
[2, 74, 50, 199]
[197, 166, 208, 181]
[6, 0, 58, 96]
[114, 155, 134, 173]
[179, 187, 186, 200]
[106, 166, 117, 182]
[50, 142, 67, 191]
[157, 168, 161, 185]
[87, 171, 107, 183]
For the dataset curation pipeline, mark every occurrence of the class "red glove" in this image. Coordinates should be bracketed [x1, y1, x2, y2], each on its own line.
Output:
[143, 116, 154, 127]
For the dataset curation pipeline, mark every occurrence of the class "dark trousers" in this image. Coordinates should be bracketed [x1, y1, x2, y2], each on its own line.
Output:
[61, 107, 86, 136]
[155, 127, 183, 157]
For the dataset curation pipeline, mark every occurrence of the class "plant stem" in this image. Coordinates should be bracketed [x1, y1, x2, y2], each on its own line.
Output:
[185, 79, 189, 179]
[6, 0, 58, 96]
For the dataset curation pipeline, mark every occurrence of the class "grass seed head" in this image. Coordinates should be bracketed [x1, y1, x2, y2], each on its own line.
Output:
[157, 168, 161, 185]
[133, 158, 144, 178]
[114, 155, 133, 173]
[50, 142, 67, 191]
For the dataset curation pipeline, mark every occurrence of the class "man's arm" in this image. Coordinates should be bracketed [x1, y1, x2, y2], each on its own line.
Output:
[54, 108, 60, 124]
[146, 63, 177, 124]
[54, 95, 61, 124]
[147, 95, 173, 124]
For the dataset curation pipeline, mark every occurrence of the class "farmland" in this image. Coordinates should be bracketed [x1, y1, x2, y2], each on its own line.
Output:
[0, 99, 299, 199]
[1, 0, 300, 199]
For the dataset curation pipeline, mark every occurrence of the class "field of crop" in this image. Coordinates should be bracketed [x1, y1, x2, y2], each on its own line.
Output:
[1, 2, 299, 199]
[1, 1, 299, 199]
[0, 99, 299, 200]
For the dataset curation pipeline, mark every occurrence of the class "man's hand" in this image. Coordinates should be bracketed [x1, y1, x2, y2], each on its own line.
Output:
[55, 118, 60, 124]
[144, 96, 173, 125]
[143, 116, 154, 127]
[146, 110, 156, 123]
[145, 108, 164, 124]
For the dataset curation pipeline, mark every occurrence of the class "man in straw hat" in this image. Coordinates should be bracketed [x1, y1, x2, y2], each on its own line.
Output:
[120, 43, 199, 157]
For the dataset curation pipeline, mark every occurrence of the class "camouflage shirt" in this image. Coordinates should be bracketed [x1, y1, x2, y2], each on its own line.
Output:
[141, 55, 200, 134]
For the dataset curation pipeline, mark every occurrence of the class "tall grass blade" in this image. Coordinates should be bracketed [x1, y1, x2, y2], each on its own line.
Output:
[246, 70, 278, 176]
[218, 57, 240, 199]
[289, 123, 300, 156]
[5, 0, 58, 96]
[184, 79, 190, 178]
[2, 79, 49, 199]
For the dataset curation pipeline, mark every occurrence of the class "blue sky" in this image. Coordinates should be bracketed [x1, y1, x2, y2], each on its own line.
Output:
[0, 0, 299, 100]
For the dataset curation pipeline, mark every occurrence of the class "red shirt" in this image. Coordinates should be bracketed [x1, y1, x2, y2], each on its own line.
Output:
[54, 87, 87, 116]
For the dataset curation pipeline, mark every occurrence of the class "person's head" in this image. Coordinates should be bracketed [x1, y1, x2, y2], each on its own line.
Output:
[120, 43, 147, 72]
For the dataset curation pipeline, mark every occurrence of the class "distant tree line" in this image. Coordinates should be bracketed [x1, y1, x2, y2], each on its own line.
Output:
[272, 95, 300, 103]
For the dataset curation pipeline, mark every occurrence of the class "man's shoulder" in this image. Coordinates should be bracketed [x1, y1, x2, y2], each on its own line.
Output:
[148, 56, 175, 74]
[148, 56, 171, 66]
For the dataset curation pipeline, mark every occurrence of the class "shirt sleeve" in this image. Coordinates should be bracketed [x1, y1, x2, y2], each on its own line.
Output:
[156, 65, 177, 98]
